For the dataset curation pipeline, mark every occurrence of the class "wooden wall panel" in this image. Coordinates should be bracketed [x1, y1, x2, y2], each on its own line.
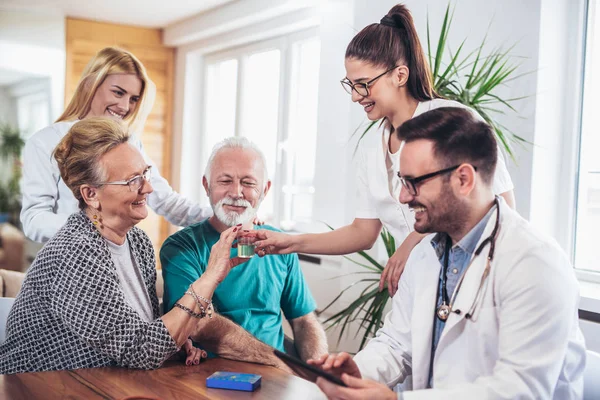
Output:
[65, 18, 174, 264]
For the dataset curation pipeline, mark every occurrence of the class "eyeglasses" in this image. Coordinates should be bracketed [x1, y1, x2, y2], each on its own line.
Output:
[397, 164, 474, 196]
[340, 65, 398, 97]
[100, 166, 152, 192]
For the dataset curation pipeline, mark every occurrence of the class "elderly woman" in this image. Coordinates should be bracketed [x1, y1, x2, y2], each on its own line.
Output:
[0, 118, 275, 375]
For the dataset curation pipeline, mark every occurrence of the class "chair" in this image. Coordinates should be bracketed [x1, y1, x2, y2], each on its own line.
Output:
[0, 269, 25, 297]
[0, 223, 26, 272]
[584, 350, 600, 400]
[0, 297, 15, 343]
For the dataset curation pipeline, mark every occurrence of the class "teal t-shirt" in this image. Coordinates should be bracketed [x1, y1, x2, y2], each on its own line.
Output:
[160, 220, 317, 352]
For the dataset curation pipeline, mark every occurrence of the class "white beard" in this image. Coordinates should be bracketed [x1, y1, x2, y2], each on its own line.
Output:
[213, 197, 259, 227]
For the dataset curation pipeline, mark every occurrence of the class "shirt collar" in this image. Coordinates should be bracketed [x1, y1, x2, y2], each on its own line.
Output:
[430, 202, 497, 259]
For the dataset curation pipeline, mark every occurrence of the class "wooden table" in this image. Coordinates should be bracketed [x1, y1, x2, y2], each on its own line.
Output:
[0, 359, 327, 399]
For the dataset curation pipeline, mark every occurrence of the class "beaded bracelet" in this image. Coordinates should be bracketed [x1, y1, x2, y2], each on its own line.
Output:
[174, 302, 205, 319]
[186, 285, 215, 319]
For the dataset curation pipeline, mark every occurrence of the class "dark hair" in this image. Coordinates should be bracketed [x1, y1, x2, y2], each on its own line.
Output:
[345, 4, 437, 101]
[397, 107, 498, 185]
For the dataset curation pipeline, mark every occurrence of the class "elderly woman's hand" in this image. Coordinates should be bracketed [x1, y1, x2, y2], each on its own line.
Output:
[182, 338, 207, 366]
[204, 224, 250, 285]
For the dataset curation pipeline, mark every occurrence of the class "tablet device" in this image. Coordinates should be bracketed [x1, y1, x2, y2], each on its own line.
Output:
[273, 349, 348, 387]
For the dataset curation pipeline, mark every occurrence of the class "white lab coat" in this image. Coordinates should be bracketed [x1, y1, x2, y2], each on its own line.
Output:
[20, 120, 212, 242]
[353, 198, 586, 399]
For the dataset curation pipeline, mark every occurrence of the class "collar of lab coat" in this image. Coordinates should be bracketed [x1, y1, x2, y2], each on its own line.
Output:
[410, 197, 508, 386]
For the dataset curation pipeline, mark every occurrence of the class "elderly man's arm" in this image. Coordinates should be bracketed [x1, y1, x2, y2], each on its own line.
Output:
[190, 314, 289, 370]
[289, 312, 328, 361]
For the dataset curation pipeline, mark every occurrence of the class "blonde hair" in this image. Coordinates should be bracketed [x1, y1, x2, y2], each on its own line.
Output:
[57, 47, 155, 135]
[53, 117, 130, 209]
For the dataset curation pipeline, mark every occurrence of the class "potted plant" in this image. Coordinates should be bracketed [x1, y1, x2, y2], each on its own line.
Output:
[327, 4, 529, 352]
[319, 227, 396, 351]
[0, 123, 25, 225]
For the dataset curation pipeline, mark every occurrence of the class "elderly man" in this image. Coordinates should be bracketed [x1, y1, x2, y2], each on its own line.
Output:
[310, 107, 586, 399]
[160, 137, 327, 361]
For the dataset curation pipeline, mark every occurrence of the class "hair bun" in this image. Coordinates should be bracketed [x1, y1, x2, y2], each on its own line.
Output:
[379, 15, 399, 28]
[53, 137, 72, 168]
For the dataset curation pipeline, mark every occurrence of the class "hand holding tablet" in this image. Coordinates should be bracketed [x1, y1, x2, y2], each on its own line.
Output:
[274, 349, 357, 387]
[307, 352, 362, 380]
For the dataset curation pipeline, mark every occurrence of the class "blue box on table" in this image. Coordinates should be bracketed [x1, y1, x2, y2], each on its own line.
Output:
[206, 371, 262, 392]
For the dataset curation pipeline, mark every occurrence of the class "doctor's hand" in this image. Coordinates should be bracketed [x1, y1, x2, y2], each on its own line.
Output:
[380, 231, 426, 296]
[253, 230, 296, 256]
[316, 373, 396, 400]
[307, 352, 361, 379]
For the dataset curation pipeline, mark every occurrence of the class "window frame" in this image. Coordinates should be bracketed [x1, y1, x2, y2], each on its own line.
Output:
[200, 27, 320, 228]
[573, 0, 600, 284]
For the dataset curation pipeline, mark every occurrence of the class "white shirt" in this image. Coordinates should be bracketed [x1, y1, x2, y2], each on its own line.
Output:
[354, 99, 514, 244]
[353, 198, 586, 399]
[20, 120, 212, 242]
[106, 237, 154, 322]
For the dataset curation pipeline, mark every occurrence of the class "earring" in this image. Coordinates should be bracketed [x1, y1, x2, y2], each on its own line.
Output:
[92, 208, 103, 229]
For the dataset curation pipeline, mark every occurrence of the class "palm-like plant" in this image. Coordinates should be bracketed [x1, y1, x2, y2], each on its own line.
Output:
[0, 123, 25, 219]
[353, 3, 529, 160]
[0, 123, 24, 160]
[319, 226, 396, 351]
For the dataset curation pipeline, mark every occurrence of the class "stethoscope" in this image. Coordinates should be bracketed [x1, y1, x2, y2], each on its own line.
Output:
[436, 197, 501, 322]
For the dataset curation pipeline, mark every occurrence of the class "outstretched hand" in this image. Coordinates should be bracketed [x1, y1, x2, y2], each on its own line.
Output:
[252, 229, 296, 256]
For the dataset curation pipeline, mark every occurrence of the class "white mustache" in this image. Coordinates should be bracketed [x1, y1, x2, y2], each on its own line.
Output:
[221, 198, 251, 207]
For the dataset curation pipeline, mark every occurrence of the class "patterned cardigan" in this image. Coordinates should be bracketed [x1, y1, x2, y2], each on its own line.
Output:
[0, 212, 178, 374]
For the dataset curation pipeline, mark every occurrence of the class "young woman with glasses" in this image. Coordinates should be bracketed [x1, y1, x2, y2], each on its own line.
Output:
[253, 3, 515, 296]
[20, 47, 213, 243]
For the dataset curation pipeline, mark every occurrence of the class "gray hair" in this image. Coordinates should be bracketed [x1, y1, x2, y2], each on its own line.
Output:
[204, 136, 269, 183]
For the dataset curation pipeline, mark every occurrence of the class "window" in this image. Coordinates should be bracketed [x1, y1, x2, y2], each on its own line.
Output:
[574, 0, 600, 274]
[201, 29, 321, 228]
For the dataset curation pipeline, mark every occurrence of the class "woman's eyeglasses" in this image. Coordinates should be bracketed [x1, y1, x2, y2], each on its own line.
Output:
[100, 166, 152, 192]
[340, 65, 398, 97]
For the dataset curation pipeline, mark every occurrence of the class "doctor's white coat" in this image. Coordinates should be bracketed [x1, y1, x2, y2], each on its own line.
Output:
[353, 199, 586, 400]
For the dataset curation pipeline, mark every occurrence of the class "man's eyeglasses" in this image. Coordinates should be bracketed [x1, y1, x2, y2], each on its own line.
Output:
[397, 164, 476, 196]
[340, 65, 398, 97]
[100, 166, 152, 192]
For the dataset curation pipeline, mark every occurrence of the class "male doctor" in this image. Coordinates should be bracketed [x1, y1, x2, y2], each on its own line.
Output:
[311, 107, 586, 399]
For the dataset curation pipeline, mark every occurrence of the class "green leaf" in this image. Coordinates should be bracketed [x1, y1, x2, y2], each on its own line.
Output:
[352, 120, 380, 156]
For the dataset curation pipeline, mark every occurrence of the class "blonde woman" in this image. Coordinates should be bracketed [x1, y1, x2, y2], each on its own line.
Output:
[20, 47, 212, 242]
[1, 118, 287, 374]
